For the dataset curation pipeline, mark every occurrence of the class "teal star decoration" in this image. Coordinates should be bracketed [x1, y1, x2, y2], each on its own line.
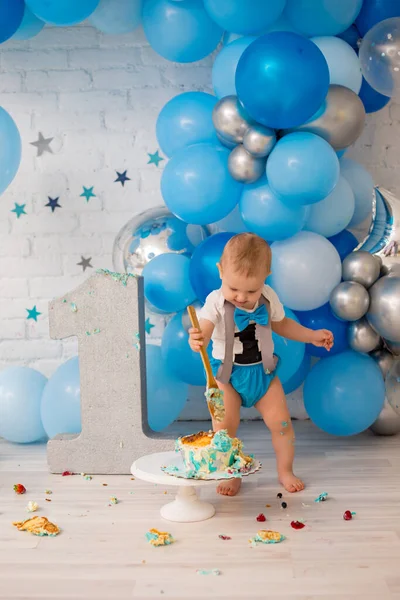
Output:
[80, 186, 96, 202]
[45, 197, 61, 212]
[115, 170, 131, 187]
[26, 305, 41, 322]
[145, 318, 155, 335]
[11, 203, 26, 219]
[147, 150, 164, 167]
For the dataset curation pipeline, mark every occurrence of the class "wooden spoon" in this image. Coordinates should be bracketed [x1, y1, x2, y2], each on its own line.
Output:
[187, 305, 225, 422]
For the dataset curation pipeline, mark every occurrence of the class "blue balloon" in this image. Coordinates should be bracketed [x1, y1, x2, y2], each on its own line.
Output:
[312, 36, 362, 94]
[267, 132, 340, 207]
[143, 253, 196, 313]
[340, 158, 374, 227]
[0, 367, 47, 443]
[189, 232, 234, 302]
[304, 176, 355, 238]
[142, 0, 222, 63]
[26, 0, 99, 26]
[0, 0, 24, 43]
[211, 205, 248, 234]
[89, 0, 142, 34]
[295, 303, 349, 358]
[146, 344, 188, 431]
[240, 177, 308, 241]
[328, 230, 359, 261]
[236, 32, 330, 129]
[274, 308, 305, 386]
[283, 353, 311, 395]
[304, 350, 385, 436]
[336, 149, 347, 159]
[161, 143, 243, 225]
[41, 357, 81, 439]
[11, 5, 44, 40]
[161, 312, 206, 386]
[204, 0, 285, 35]
[337, 24, 361, 51]
[285, 0, 364, 37]
[359, 77, 390, 113]
[212, 36, 255, 99]
[156, 92, 218, 158]
[0, 108, 22, 195]
[356, 0, 400, 36]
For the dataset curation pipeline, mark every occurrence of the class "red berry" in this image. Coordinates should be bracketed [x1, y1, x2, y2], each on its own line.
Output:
[290, 520, 305, 530]
[343, 510, 352, 521]
[13, 484, 26, 495]
[62, 471, 73, 476]
[256, 513, 266, 522]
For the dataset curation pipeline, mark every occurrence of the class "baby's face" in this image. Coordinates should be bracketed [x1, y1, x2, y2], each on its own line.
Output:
[219, 265, 267, 310]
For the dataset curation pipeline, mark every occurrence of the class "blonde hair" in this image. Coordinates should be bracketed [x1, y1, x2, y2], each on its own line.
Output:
[220, 233, 271, 277]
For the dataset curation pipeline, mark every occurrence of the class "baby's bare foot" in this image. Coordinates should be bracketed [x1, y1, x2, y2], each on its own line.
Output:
[217, 478, 242, 496]
[279, 471, 305, 493]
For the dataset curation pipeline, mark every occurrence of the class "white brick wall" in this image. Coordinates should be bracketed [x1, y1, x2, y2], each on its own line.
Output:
[0, 24, 399, 417]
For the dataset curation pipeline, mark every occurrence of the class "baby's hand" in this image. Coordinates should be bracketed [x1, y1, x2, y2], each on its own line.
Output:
[188, 327, 204, 353]
[311, 329, 334, 351]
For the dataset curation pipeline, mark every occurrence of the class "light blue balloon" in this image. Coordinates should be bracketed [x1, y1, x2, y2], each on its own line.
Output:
[285, 0, 364, 37]
[146, 344, 188, 431]
[340, 157, 374, 227]
[161, 143, 242, 225]
[267, 132, 340, 207]
[312, 36, 362, 94]
[204, 0, 285, 35]
[11, 5, 44, 40]
[143, 253, 196, 313]
[40, 357, 81, 439]
[0, 108, 21, 195]
[0, 0, 24, 43]
[222, 14, 303, 45]
[142, 0, 223, 63]
[156, 92, 218, 158]
[270, 231, 342, 311]
[274, 308, 305, 386]
[211, 205, 248, 234]
[240, 176, 308, 241]
[89, 0, 142, 34]
[283, 353, 311, 395]
[304, 350, 385, 436]
[161, 312, 206, 386]
[304, 176, 355, 238]
[212, 36, 255, 99]
[0, 367, 47, 443]
[26, 0, 99, 25]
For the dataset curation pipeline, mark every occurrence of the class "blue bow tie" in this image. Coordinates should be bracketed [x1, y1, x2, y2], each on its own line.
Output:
[234, 304, 269, 332]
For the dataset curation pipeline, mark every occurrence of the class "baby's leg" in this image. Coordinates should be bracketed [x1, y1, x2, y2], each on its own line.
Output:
[213, 381, 242, 497]
[255, 377, 304, 493]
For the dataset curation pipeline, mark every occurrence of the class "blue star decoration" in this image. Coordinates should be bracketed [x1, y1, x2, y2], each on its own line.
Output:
[80, 186, 96, 202]
[26, 306, 41, 322]
[147, 150, 164, 167]
[115, 170, 131, 187]
[145, 318, 155, 335]
[11, 203, 26, 219]
[45, 197, 61, 212]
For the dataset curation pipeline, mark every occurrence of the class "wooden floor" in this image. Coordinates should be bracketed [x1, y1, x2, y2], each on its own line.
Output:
[1, 420, 400, 600]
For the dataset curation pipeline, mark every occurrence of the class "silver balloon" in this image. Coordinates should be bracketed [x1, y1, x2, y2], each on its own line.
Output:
[367, 276, 400, 343]
[243, 124, 276, 158]
[329, 281, 370, 321]
[348, 317, 381, 353]
[228, 144, 266, 184]
[370, 398, 400, 436]
[283, 85, 366, 150]
[370, 348, 395, 378]
[216, 132, 237, 149]
[212, 95, 252, 145]
[386, 360, 400, 417]
[385, 339, 400, 356]
[112, 205, 208, 276]
[342, 251, 380, 289]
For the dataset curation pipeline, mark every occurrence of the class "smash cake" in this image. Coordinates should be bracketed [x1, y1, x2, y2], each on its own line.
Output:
[162, 429, 256, 480]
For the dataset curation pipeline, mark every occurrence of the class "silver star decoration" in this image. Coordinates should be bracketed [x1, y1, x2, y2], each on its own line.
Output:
[77, 256, 93, 272]
[30, 132, 54, 157]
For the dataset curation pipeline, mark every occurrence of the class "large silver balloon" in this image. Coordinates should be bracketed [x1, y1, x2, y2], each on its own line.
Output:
[370, 398, 400, 436]
[112, 206, 208, 276]
[386, 360, 400, 417]
[370, 348, 395, 378]
[243, 124, 276, 158]
[342, 251, 380, 289]
[367, 276, 400, 343]
[348, 317, 381, 353]
[329, 281, 370, 321]
[283, 85, 366, 151]
[228, 145, 266, 184]
[212, 95, 252, 145]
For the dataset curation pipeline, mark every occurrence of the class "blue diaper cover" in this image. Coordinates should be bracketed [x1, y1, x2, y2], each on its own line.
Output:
[208, 354, 278, 408]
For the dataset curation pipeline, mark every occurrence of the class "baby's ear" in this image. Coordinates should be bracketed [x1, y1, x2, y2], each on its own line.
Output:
[216, 262, 222, 278]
